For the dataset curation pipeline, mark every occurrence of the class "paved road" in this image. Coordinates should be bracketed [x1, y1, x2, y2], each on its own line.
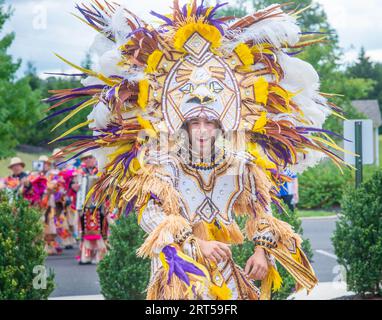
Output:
[47, 217, 339, 297]
[301, 217, 339, 282]
[46, 245, 101, 297]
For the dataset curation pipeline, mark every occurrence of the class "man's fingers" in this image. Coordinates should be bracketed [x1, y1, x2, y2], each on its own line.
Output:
[253, 266, 268, 280]
[244, 258, 253, 276]
[208, 255, 217, 265]
[250, 264, 260, 279]
[215, 247, 228, 260]
[218, 243, 232, 257]
[212, 251, 223, 263]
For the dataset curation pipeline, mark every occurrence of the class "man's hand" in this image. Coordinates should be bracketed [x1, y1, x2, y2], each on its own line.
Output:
[244, 247, 269, 280]
[197, 239, 231, 264]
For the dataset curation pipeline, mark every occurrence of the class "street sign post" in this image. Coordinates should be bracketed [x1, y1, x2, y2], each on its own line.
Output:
[344, 119, 374, 188]
[354, 121, 363, 188]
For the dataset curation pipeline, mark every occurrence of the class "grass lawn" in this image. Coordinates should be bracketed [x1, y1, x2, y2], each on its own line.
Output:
[0, 151, 46, 177]
[297, 209, 337, 218]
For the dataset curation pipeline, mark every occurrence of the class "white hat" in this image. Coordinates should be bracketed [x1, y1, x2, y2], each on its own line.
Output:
[52, 148, 63, 157]
[8, 157, 25, 169]
[80, 151, 94, 160]
[38, 155, 50, 162]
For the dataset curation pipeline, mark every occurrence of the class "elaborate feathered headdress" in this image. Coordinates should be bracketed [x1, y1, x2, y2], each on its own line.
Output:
[45, 0, 347, 215]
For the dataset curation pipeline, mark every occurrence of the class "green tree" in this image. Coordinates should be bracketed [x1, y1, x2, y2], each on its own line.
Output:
[332, 171, 382, 297]
[97, 214, 150, 300]
[0, 1, 43, 158]
[26, 52, 95, 148]
[0, 191, 55, 299]
[347, 48, 382, 133]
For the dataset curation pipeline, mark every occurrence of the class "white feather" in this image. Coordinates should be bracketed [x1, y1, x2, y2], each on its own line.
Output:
[278, 52, 331, 128]
[92, 146, 117, 172]
[224, 4, 300, 51]
[87, 102, 111, 130]
[103, 5, 133, 46]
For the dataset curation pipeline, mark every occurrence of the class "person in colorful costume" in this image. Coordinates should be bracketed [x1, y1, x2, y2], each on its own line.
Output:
[52, 148, 80, 244]
[46, 1, 349, 299]
[75, 152, 107, 264]
[37, 155, 62, 255]
[39, 154, 75, 253]
[2, 157, 30, 197]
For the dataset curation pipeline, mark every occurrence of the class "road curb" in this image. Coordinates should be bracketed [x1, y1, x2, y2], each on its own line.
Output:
[288, 282, 354, 300]
[299, 215, 338, 220]
[49, 294, 104, 300]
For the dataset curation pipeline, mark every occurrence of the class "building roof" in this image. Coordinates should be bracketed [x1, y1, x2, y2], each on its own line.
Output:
[352, 100, 382, 128]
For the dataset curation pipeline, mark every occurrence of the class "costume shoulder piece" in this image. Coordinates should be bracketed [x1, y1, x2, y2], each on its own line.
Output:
[46, 0, 347, 217]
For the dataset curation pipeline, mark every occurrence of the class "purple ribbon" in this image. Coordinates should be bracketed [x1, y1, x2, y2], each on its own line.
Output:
[162, 246, 205, 286]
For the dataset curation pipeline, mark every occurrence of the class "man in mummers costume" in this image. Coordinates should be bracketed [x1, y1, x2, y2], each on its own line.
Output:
[75, 152, 107, 264]
[46, 1, 348, 299]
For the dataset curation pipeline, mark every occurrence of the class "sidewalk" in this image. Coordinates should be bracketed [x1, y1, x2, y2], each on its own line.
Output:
[50, 295, 104, 300]
[50, 282, 354, 300]
[288, 281, 355, 300]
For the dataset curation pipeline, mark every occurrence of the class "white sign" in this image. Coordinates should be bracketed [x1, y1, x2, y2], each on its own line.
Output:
[344, 120, 374, 165]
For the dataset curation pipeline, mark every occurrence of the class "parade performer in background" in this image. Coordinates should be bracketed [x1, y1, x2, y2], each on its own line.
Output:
[75, 152, 107, 264]
[38, 155, 62, 255]
[52, 148, 80, 244]
[2, 157, 30, 194]
[278, 169, 298, 212]
[46, 1, 350, 299]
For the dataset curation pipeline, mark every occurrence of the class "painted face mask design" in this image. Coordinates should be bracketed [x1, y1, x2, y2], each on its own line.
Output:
[163, 34, 241, 133]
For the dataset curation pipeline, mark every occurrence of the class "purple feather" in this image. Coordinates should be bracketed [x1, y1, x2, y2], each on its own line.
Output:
[39, 99, 90, 123]
[57, 146, 99, 168]
[125, 196, 137, 216]
[150, 10, 174, 26]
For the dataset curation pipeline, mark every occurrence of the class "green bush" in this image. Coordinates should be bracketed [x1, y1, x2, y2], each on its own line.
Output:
[232, 204, 313, 300]
[332, 170, 382, 297]
[0, 192, 55, 299]
[298, 160, 352, 209]
[97, 214, 150, 300]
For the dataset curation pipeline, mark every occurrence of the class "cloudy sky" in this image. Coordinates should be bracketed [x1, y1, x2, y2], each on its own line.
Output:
[2, 0, 382, 78]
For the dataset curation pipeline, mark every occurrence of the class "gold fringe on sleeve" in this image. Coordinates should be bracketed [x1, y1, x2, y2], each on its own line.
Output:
[137, 214, 191, 258]
[121, 164, 180, 216]
[236, 163, 318, 295]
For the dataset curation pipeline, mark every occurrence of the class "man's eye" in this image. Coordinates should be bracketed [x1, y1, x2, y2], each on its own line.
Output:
[180, 83, 194, 94]
[209, 81, 223, 93]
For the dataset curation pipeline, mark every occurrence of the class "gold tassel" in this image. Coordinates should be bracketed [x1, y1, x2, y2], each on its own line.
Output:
[260, 266, 283, 300]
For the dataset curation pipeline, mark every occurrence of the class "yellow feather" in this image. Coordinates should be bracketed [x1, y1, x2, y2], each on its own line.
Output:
[49, 119, 93, 144]
[252, 112, 267, 133]
[137, 115, 157, 138]
[51, 98, 98, 132]
[209, 282, 232, 300]
[54, 53, 119, 87]
[254, 77, 269, 105]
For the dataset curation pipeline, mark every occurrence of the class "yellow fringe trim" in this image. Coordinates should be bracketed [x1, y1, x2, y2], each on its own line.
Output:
[192, 220, 244, 244]
[254, 76, 269, 105]
[209, 282, 232, 300]
[137, 215, 190, 258]
[174, 22, 221, 51]
[138, 79, 149, 109]
[252, 111, 267, 134]
[145, 50, 164, 73]
[260, 266, 283, 300]
[234, 43, 254, 66]
[137, 114, 157, 138]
